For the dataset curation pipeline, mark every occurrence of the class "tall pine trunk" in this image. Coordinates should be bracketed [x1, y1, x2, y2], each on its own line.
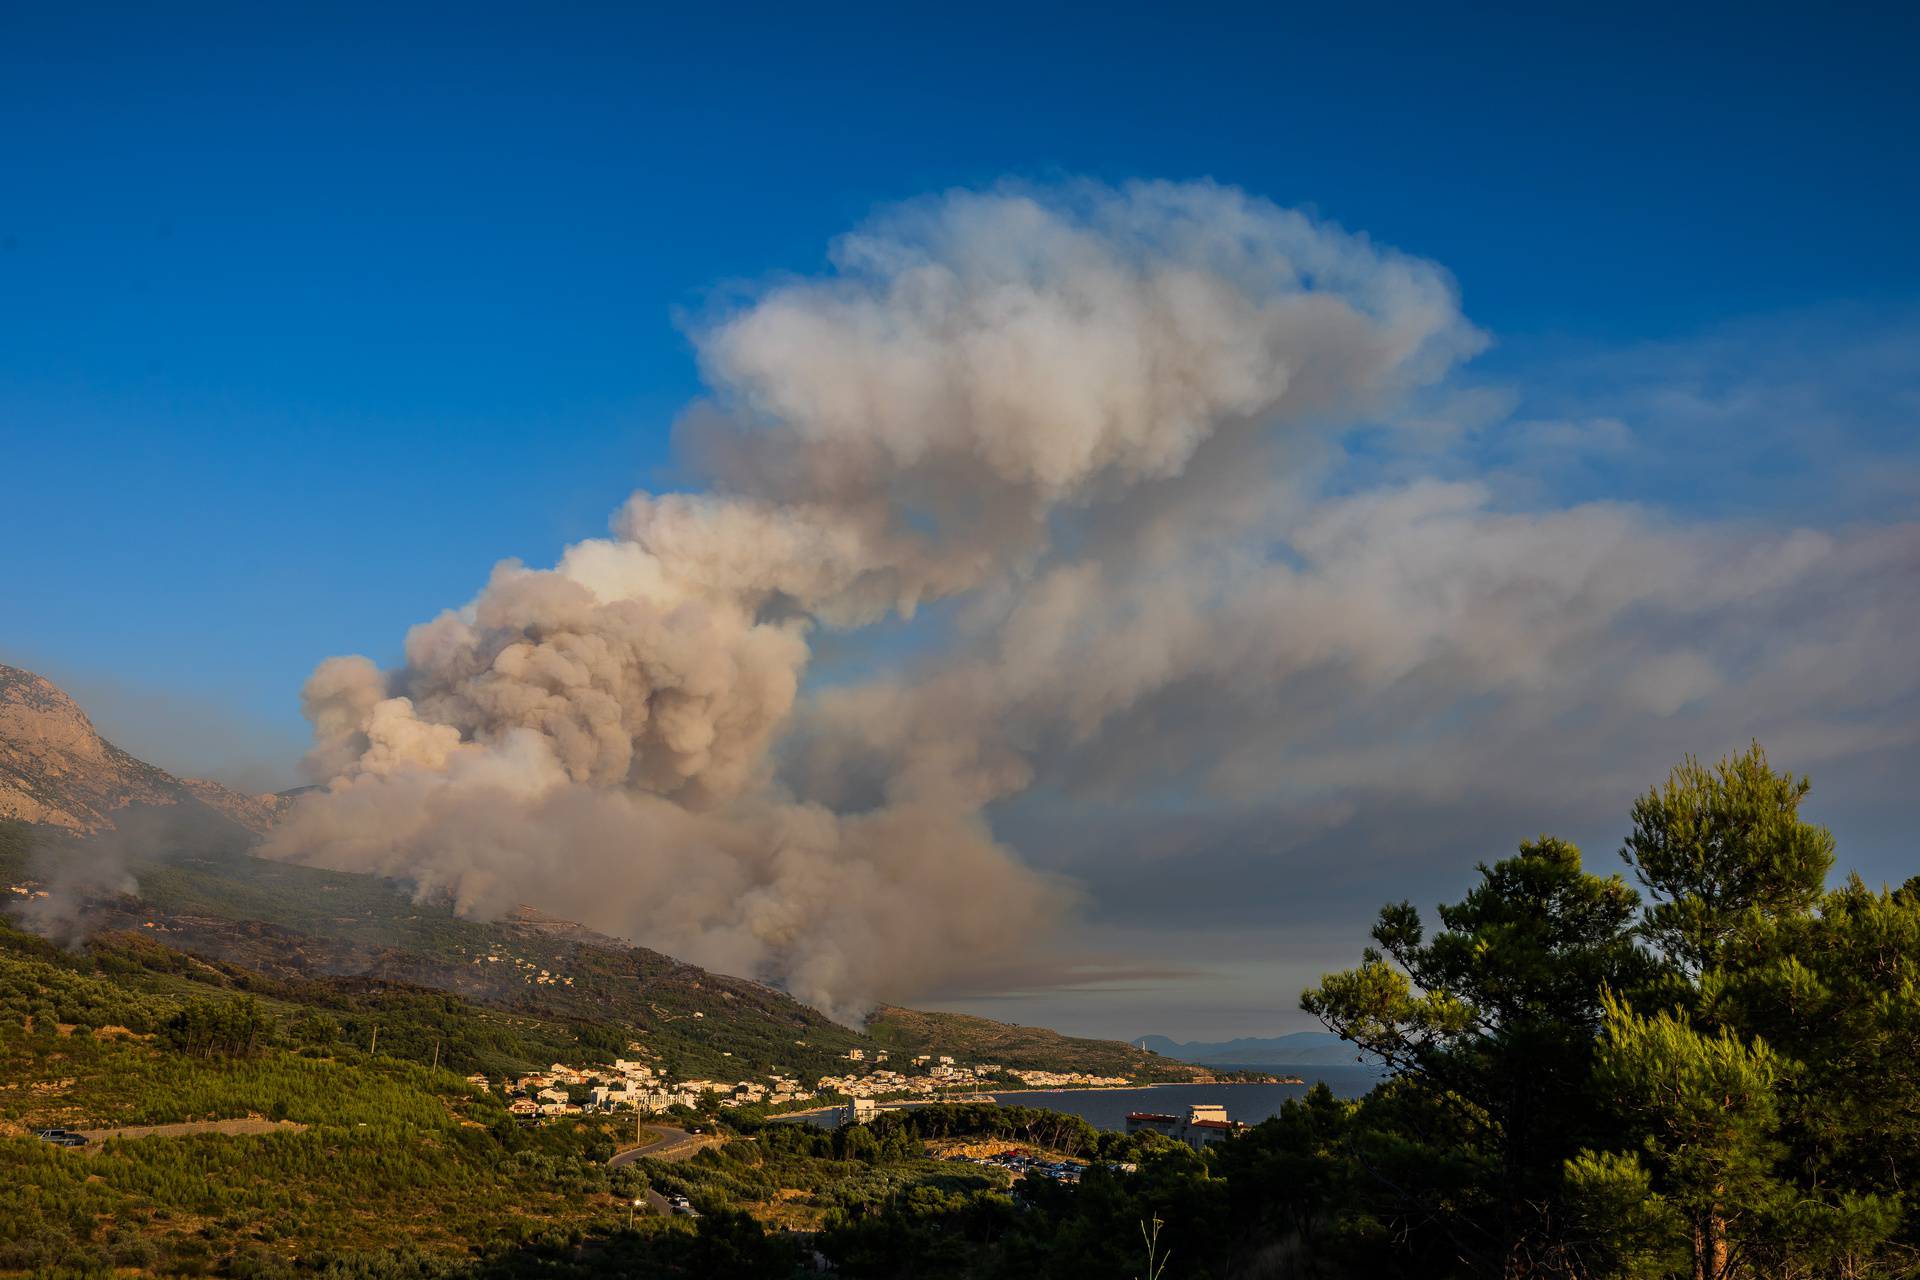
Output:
[1691, 1206, 1729, 1280]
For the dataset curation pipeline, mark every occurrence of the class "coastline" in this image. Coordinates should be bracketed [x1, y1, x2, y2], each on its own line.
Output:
[990, 1079, 1301, 1096]
[764, 1077, 1307, 1122]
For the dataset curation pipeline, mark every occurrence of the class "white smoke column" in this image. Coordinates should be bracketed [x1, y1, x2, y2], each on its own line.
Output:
[263, 179, 1476, 1014]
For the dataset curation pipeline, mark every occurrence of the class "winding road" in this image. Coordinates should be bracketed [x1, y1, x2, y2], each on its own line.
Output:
[609, 1124, 710, 1167]
[608, 1125, 720, 1216]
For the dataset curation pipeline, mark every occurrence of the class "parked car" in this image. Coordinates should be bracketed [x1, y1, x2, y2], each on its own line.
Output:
[35, 1128, 87, 1147]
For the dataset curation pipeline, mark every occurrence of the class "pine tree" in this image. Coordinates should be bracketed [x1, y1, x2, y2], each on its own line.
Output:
[1303, 837, 1651, 1273]
[1586, 993, 1790, 1280]
[1621, 744, 1834, 977]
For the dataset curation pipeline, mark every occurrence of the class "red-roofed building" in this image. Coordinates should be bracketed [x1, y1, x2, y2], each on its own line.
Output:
[1123, 1104, 1247, 1149]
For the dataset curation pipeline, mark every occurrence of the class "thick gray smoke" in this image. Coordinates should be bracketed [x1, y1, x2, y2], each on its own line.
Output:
[265, 180, 1478, 1015]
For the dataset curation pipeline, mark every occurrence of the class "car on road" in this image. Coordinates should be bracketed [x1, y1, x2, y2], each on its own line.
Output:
[35, 1128, 87, 1147]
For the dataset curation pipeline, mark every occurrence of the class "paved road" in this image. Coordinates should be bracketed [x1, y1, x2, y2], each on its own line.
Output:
[609, 1125, 719, 1217]
[609, 1125, 707, 1167]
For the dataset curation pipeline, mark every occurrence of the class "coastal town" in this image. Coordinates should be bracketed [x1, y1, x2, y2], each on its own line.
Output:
[483, 1044, 1138, 1120]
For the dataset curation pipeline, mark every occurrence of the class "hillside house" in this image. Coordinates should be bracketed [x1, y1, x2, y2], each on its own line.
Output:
[1125, 1103, 1247, 1150]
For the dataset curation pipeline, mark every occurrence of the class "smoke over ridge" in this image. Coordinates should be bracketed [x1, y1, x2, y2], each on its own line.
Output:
[265, 180, 1478, 1015]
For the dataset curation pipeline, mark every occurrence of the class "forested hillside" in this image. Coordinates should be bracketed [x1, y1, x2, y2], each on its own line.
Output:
[0, 899, 1192, 1277]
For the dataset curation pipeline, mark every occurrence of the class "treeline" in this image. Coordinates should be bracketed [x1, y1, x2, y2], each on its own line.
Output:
[624, 1100, 1202, 1276]
[872, 1102, 1127, 1160]
[162, 995, 273, 1058]
[1283, 744, 1920, 1278]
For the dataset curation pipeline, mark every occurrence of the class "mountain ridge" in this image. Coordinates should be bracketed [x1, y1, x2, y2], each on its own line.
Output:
[0, 663, 289, 835]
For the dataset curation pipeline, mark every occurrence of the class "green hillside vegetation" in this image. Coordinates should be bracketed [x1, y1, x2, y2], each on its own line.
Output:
[0, 924, 646, 1274]
[0, 918, 634, 1081]
[0, 913, 965, 1276]
[634, 1106, 1189, 1263]
[0, 908, 1188, 1279]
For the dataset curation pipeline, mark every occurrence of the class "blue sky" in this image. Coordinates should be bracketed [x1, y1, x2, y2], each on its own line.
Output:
[3, 3, 1916, 1037]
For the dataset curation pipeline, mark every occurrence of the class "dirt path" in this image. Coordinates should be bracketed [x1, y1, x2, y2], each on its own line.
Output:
[75, 1118, 306, 1143]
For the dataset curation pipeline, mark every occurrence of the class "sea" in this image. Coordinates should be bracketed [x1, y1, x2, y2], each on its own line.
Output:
[983, 1065, 1382, 1131]
[791, 1063, 1382, 1132]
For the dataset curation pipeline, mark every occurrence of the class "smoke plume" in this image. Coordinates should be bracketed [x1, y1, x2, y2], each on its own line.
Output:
[264, 180, 1477, 1015]
[12, 803, 256, 945]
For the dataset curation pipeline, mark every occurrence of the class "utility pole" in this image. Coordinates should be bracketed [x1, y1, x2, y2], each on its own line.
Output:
[431, 1040, 441, 1070]
[369, 1025, 378, 1056]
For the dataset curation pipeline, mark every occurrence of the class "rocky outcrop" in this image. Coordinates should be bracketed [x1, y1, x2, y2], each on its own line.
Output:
[0, 664, 288, 836]
[179, 778, 293, 836]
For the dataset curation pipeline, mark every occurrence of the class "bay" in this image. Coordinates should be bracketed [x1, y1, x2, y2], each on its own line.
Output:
[789, 1064, 1382, 1131]
[983, 1065, 1381, 1132]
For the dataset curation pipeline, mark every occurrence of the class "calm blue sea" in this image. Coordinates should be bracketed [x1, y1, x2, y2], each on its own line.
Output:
[986, 1066, 1382, 1132]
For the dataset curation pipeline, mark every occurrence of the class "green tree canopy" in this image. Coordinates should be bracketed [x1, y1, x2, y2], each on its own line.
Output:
[1621, 743, 1834, 975]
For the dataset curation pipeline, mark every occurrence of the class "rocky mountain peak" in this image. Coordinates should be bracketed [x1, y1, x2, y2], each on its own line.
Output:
[0, 663, 289, 835]
[0, 665, 110, 763]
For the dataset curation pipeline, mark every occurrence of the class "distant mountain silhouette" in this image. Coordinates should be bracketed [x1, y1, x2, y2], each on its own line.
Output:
[1135, 1031, 1384, 1069]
